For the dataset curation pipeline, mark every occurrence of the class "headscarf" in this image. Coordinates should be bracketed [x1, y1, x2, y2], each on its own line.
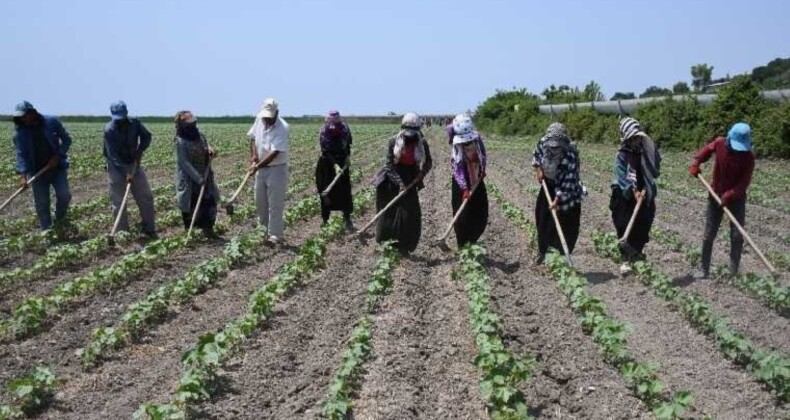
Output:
[618, 117, 659, 200]
[175, 110, 201, 141]
[451, 114, 481, 164]
[541, 122, 572, 181]
[322, 110, 348, 140]
[393, 113, 425, 164]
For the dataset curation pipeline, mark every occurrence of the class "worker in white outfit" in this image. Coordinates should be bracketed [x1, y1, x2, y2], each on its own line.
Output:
[247, 98, 290, 244]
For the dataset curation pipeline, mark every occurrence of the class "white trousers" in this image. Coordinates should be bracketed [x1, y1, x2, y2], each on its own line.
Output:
[254, 164, 288, 237]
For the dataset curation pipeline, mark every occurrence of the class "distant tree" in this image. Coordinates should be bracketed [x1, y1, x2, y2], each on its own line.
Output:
[751, 57, 790, 88]
[610, 92, 636, 101]
[583, 80, 605, 102]
[672, 82, 691, 95]
[640, 86, 673, 98]
[691, 63, 714, 92]
[541, 82, 603, 104]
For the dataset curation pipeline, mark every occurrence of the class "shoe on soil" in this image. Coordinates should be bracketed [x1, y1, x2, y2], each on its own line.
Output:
[344, 218, 355, 232]
[202, 227, 220, 239]
[530, 254, 545, 268]
[267, 235, 284, 245]
[692, 269, 709, 280]
[144, 230, 159, 240]
[619, 263, 633, 276]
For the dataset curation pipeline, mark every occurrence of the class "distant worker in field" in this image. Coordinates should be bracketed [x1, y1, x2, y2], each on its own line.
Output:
[445, 117, 454, 144]
[12, 101, 73, 230]
[372, 112, 433, 255]
[532, 122, 585, 266]
[610, 117, 661, 275]
[315, 110, 354, 231]
[689, 122, 754, 278]
[449, 114, 489, 247]
[174, 110, 220, 238]
[248, 98, 290, 244]
[103, 101, 157, 238]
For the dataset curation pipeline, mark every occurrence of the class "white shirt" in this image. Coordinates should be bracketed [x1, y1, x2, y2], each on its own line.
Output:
[247, 116, 289, 166]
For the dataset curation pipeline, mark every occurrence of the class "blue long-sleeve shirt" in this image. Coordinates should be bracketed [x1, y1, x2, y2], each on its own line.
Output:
[13, 115, 72, 175]
[103, 118, 152, 173]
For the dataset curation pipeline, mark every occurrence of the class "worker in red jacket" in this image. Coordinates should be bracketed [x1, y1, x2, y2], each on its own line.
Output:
[688, 122, 755, 278]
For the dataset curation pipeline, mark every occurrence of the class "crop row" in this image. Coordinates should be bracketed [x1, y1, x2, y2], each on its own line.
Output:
[488, 182, 695, 419]
[0, 367, 58, 420]
[457, 243, 536, 419]
[321, 241, 399, 419]
[649, 227, 789, 316]
[133, 188, 375, 419]
[77, 167, 370, 369]
[0, 201, 252, 341]
[592, 230, 790, 402]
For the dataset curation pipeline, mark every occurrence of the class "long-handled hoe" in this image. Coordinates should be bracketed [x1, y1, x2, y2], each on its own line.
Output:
[542, 179, 574, 268]
[697, 174, 777, 276]
[433, 181, 480, 251]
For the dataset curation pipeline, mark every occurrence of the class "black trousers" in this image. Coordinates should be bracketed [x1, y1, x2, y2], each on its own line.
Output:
[182, 188, 217, 231]
[536, 181, 581, 256]
[316, 154, 353, 221]
[451, 178, 489, 247]
[610, 188, 656, 262]
[701, 195, 745, 273]
[375, 165, 421, 254]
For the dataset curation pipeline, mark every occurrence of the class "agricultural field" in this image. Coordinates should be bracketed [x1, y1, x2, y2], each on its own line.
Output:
[0, 121, 787, 419]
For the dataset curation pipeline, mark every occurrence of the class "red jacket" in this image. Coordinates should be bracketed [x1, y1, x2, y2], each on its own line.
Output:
[691, 137, 754, 205]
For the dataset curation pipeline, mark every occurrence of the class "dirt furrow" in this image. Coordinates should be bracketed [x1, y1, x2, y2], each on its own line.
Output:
[488, 155, 788, 419]
[484, 166, 649, 418]
[194, 224, 377, 419]
[353, 134, 487, 419]
[45, 218, 322, 418]
[493, 150, 790, 354]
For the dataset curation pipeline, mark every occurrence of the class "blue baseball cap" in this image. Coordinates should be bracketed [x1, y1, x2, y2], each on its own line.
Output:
[727, 122, 752, 152]
[13, 101, 36, 117]
[110, 101, 128, 121]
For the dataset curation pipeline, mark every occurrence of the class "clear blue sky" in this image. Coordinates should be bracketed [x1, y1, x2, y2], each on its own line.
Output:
[1, 0, 788, 117]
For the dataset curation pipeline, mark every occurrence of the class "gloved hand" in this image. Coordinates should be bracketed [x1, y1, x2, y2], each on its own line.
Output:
[534, 167, 544, 183]
[721, 191, 734, 207]
[689, 164, 700, 177]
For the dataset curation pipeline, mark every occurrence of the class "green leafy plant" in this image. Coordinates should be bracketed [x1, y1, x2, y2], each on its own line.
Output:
[0, 367, 59, 418]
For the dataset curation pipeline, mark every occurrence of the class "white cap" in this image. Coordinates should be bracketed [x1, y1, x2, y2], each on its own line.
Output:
[258, 98, 279, 119]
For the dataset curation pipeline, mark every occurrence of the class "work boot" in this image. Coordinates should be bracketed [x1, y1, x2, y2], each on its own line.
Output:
[202, 226, 220, 240]
[619, 262, 633, 276]
[530, 253, 545, 268]
[692, 269, 709, 280]
[343, 216, 355, 232]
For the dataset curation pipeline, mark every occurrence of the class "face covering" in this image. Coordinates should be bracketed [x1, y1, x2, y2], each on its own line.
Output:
[178, 121, 200, 140]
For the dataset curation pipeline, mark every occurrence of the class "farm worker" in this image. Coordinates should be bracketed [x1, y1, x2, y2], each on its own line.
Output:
[531, 122, 585, 266]
[315, 110, 354, 231]
[610, 117, 661, 275]
[11, 101, 73, 230]
[689, 123, 755, 278]
[248, 98, 290, 244]
[174, 110, 220, 238]
[372, 112, 433, 255]
[445, 118, 455, 144]
[449, 114, 489, 247]
[103, 101, 157, 238]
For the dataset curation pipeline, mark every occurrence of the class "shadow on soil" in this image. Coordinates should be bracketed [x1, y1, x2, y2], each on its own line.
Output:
[585, 271, 617, 285]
